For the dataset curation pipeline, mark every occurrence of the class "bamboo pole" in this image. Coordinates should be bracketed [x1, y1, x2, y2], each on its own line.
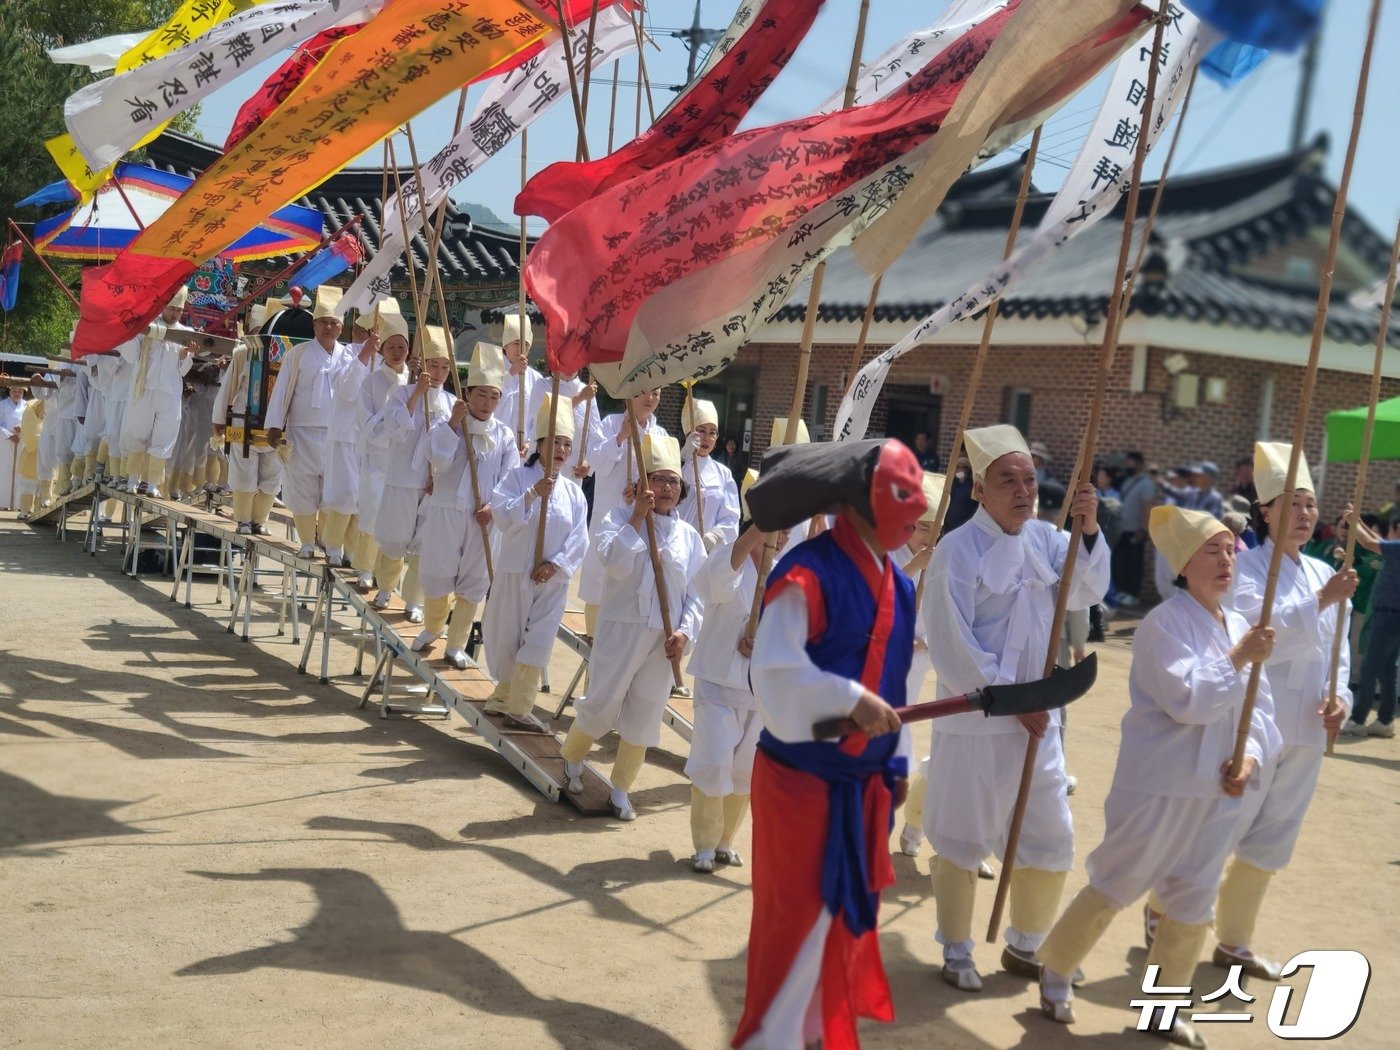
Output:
[607, 61, 621, 152]
[516, 129, 530, 452]
[626, 400, 688, 693]
[743, 0, 872, 644]
[840, 275, 882, 400]
[556, 0, 593, 164]
[579, 0, 602, 131]
[631, 8, 656, 124]
[403, 122, 454, 343]
[986, 1, 1171, 943]
[386, 137, 423, 361]
[1232, 0, 1383, 777]
[1326, 216, 1399, 754]
[576, 371, 594, 472]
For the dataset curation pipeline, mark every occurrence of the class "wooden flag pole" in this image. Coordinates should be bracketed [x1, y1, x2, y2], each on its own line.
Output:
[516, 129, 530, 451]
[556, 0, 593, 163]
[1326, 216, 1400, 755]
[607, 61, 622, 152]
[630, 8, 656, 124]
[579, 0, 603, 127]
[387, 137, 424, 363]
[532, 374, 564, 568]
[743, 0, 872, 645]
[1231, 0, 1383, 777]
[841, 275, 883, 401]
[576, 370, 594, 472]
[625, 400, 688, 693]
[6, 220, 80, 309]
[986, 1, 1171, 943]
[403, 123, 454, 343]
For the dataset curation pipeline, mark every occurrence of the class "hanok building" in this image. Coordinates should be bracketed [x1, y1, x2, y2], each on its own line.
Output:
[670, 137, 1399, 514]
[142, 131, 534, 358]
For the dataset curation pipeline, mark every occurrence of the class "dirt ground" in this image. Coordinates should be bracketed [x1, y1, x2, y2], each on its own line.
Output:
[0, 513, 1396, 1049]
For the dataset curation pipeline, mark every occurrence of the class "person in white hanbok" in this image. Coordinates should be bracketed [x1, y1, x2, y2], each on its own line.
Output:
[350, 303, 411, 586]
[561, 434, 705, 821]
[366, 329, 453, 619]
[118, 288, 190, 496]
[317, 309, 380, 566]
[212, 338, 285, 535]
[482, 393, 589, 724]
[495, 312, 541, 458]
[99, 345, 133, 485]
[412, 340, 518, 666]
[72, 357, 105, 486]
[1037, 507, 1281, 1050]
[0, 385, 25, 511]
[1160, 441, 1354, 984]
[16, 396, 44, 517]
[263, 286, 352, 557]
[921, 424, 1109, 992]
[576, 388, 667, 634]
[677, 397, 741, 554]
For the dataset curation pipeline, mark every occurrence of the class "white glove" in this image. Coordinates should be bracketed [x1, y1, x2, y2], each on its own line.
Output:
[681, 430, 702, 462]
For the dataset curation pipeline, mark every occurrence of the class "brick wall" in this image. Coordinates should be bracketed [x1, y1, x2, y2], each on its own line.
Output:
[737, 338, 1400, 519]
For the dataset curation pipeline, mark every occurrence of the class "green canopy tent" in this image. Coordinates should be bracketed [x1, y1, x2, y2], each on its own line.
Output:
[1325, 396, 1400, 462]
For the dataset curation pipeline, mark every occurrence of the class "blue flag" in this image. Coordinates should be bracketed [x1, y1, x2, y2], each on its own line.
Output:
[1201, 40, 1269, 86]
[1181, 0, 1326, 53]
[1, 243, 21, 312]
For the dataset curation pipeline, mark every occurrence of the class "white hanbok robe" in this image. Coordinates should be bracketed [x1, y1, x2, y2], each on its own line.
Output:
[418, 413, 519, 603]
[577, 412, 669, 605]
[573, 506, 704, 747]
[322, 352, 370, 514]
[677, 453, 742, 551]
[263, 339, 351, 516]
[920, 507, 1109, 873]
[100, 352, 132, 456]
[497, 365, 544, 451]
[1084, 591, 1281, 923]
[684, 540, 762, 797]
[482, 461, 589, 676]
[355, 363, 409, 528]
[0, 396, 24, 509]
[366, 384, 450, 559]
[172, 379, 216, 478]
[119, 327, 189, 459]
[212, 347, 282, 494]
[75, 362, 107, 459]
[1226, 543, 1351, 872]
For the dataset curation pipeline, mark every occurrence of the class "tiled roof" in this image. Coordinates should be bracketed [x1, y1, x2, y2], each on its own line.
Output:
[772, 135, 1398, 349]
[141, 131, 534, 300]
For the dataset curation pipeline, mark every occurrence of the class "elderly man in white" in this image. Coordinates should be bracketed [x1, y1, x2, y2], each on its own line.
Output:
[920, 424, 1109, 992]
[117, 287, 190, 497]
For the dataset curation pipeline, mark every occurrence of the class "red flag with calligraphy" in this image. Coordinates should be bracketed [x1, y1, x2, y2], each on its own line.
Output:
[225, 25, 363, 151]
[516, 0, 826, 223]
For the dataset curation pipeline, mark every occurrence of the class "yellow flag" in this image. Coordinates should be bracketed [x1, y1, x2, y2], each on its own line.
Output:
[45, 133, 115, 199]
[135, 0, 551, 266]
[116, 0, 266, 74]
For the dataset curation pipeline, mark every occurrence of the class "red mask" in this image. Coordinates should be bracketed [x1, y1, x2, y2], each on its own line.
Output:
[868, 440, 927, 550]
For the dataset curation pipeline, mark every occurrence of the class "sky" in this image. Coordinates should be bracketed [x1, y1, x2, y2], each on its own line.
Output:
[192, 1, 1400, 239]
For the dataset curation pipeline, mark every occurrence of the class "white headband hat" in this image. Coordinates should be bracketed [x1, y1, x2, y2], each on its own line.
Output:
[312, 285, 343, 320]
[682, 397, 719, 433]
[1253, 440, 1315, 506]
[1150, 504, 1231, 576]
[468, 341, 506, 388]
[502, 312, 533, 349]
[420, 324, 452, 363]
[168, 285, 189, 310]
[535, 393, 576, 442]
[919, 472, 947, 524]
[643, 433, 682, 475]
[964, 424, 1031, 480]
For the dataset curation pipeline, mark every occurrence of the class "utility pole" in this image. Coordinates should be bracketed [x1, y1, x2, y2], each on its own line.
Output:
[1291, 22, 1322, 151]
[673, 0, 722, 82]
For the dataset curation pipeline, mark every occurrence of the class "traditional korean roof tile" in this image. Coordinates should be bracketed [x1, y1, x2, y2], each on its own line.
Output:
[772, 134, 1398, 349]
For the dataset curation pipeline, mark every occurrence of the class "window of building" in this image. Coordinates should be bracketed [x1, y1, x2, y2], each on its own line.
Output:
[810, 384, 828, 440]
[1004, 388, 1032, 434]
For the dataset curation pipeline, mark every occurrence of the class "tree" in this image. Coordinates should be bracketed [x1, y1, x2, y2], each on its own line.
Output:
[0, 2, 196, 357]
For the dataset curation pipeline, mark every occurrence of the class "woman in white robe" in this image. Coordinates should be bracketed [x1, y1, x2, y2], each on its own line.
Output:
[351, 310, 411, 585]
[676, 397, 741, 553]
[0, 386, 25, 511]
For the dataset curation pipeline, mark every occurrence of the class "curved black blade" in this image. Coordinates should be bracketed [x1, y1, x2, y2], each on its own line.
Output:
[978, 652, 1098, 717]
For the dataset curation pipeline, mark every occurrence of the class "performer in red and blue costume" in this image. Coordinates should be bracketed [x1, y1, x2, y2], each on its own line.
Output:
[734, 438, 929, 1050]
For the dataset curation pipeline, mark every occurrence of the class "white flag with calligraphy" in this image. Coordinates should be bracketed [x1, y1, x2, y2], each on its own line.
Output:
[338, 3, 637, 316]
[833, 11, 1208, 442]
[65, 0, 384, 170]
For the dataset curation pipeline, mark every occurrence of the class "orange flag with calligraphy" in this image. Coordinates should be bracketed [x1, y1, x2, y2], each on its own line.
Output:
[74, 0, 550, 356]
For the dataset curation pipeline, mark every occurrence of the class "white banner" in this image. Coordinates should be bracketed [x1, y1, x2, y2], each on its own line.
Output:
[833, 12, 1207, 442]
[338, 3, 637, 315]
[48, 32, 149, 72]
[65, 0, 383, 170]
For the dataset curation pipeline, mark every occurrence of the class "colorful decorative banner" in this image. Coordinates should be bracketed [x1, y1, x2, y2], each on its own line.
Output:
[833, 11, 1205, 442]
[74, 0, 551, 356]
[116, 0, 268, 73]
[516, 0, 825, 224]
[47, 32, 149, 72]
[1181, 0, 1325, 51]
[44, 133, 117, 203]
[67, 0, 383, 170]
[0, 243, 21, 313]
[224, 24, 365, 150]
[287, 231, 365, 288]
[340, 0, 638, 313]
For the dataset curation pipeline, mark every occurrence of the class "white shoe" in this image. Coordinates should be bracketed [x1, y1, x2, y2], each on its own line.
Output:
[1039, 970, 1076, 1024]
[1065, 774, 1079, 795]
[405, 604, 424, 624]
[356, 571, 374, 589]
[898, 824, 924, 857]
[297, 543, 316, 558]
[1117, 593, 1140, 608]
[445, 648, 468, 670]
[410, 629, 439, 652]
[1339, 719, 1368, 736]
[692, 851, 716, 874]
[978, 860, 996, 880]
[1368, 721, 1395, 738]
[564, 761, 584, 795]
[325, 546, 344, 567]
[609, 788, 636, 822]
[715, 847, 743, 867]
[147, 487, 161, 499]
[372, 590, 392, 610]
[941, 955, 983, 992]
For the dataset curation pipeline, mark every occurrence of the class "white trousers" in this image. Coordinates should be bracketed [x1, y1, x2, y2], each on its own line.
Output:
[738, 911, 830, 1049]
[372, 483, 424, 561]
[120, 390, 182, 459]
[482, 569, 571, 677]
[41, 417, 77, 476]
[0, 440, 19, 510]
[280, 425, 328, 516]
[417, 505, 492, 603]
[227, 446, 283, 494]
[573, 620, 673, 747]
[321, 438, 360, 515]
[103, 397, 128, 450]
[356, 449, 390, 525]
[1228, 743, 1323, 872]
[685, 690, 761, 797]
[923, 727, 1074, 872]
[1086, 789, 1242, 926]
[77, 396, 106, 456]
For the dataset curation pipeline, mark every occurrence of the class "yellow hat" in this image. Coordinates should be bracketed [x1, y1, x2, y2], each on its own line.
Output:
[467, 341, 505, 388]
[1254, 440, 1315, 506]
[420, 324, 452, 363]
[682, 397, 719, 433]
[502, 312, 532, 348]
[643, 433, 682, 475]
[261, 298, 286, 325]
[535, 393, 575, 442]
[919, 472, 946, 524]
[374, 299, 409, 342]
[770, 417, 810, 447]
[740, 467, 759, 519]
[248, 303, 265, 330]
[965, 424, 1030, 480]
[1150, 505, 1231, 577]
[312, 285, 343, 320]
[168, 285, 188, 311]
